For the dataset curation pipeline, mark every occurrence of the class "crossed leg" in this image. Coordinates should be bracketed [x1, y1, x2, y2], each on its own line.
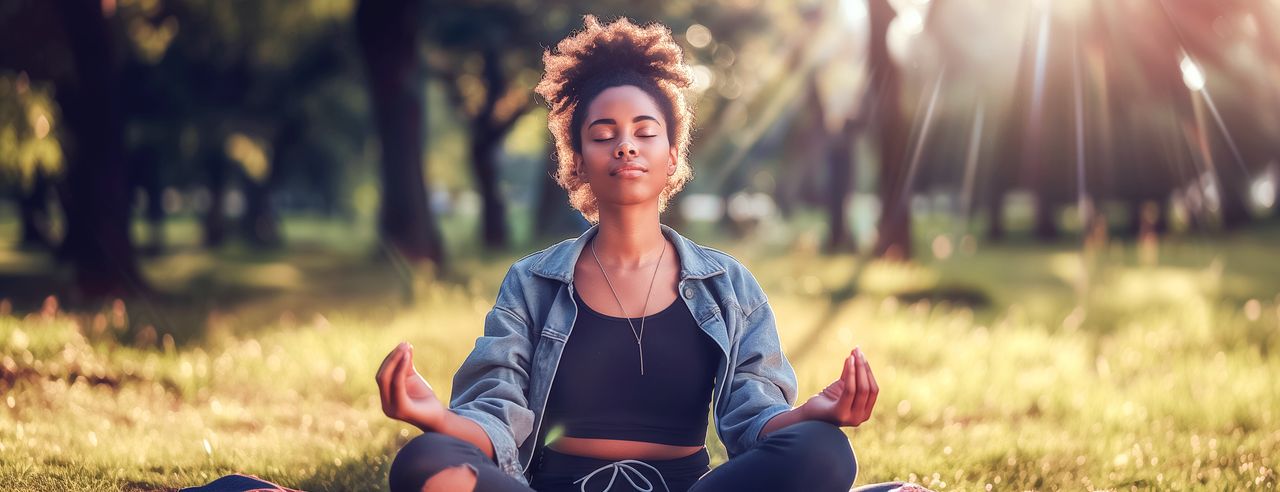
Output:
[389, 432, 531, 492]
[391, 421, 859, 492]
[691, 421, 858, 491]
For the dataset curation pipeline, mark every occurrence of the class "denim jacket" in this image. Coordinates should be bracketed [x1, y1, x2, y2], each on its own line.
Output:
[448, 224, 798, 484]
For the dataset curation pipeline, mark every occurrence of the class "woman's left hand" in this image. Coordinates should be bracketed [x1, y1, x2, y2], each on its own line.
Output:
[800, 347, 878, 427]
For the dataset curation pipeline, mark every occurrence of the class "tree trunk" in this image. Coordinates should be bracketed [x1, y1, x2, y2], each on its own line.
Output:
[534, 153, 583, 240]
[826, 119, 857, 253]
[133, 147, 166, 256]
[53, 0, 148, 299]
[240, 177, 280, 247]
[799, 76, 859, 254]
[1028, 12, 1076, 242]
[989, 3, 1044, 242]
[466, 48, 518, 250]
[986, 190, 1006, 240]
[1216, 171, 1252, 229]
[18, 168, 55, 250]
[202, 147, 228, 248]
[356, 0, 445, 265]
[240, 121, 303, 249]
[1033, 195, 1059, 240]
[470, 131, 508, 249]
[868, 0, 911, 260]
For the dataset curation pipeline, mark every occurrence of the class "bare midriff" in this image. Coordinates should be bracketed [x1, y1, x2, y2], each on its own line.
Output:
[548, 436, 705, 460]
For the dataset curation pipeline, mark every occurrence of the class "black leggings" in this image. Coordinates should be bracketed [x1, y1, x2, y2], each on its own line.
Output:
[389, 421, 857, 492]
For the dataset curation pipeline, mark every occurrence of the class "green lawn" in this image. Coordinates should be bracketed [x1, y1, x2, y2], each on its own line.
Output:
[1, 217, 1277, 491]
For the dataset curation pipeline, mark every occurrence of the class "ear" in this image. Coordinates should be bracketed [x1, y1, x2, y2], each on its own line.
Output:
[667, 148, 677, 176]
[572, 153, 588, 182]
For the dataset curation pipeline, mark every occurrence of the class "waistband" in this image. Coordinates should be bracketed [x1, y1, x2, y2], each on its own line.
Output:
[531, 447, 711, 492]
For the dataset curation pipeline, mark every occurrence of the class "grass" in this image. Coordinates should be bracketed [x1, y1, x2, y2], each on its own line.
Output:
[1, 214, 1278, 491]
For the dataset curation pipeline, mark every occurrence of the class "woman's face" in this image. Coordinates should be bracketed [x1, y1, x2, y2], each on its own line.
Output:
[574, 85, 677, 213]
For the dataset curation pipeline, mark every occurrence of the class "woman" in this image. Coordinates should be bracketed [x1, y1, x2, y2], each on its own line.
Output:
[376, 16, 879, 492]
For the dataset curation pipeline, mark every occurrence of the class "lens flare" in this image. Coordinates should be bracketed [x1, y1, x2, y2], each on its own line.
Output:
[1179, 55, 1204, 92]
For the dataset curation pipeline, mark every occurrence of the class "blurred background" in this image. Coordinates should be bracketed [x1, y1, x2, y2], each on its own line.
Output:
[0, 0, 1277, 490]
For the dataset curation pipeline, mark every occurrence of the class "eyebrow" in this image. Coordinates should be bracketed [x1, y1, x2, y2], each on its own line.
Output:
[587, 115, 661, 128]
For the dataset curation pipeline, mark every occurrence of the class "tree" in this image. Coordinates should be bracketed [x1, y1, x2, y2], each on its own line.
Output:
[427, 4, 541, 250]
[0, 72, 62, 251]
[142, 1, 357, 250]
[532, 152, 585, 240]
[53, 0, 149, 298]
[867, 0, 912, 259]
[356, 0, 445, 265]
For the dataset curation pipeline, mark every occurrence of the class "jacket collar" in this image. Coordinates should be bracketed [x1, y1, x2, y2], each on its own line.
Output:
[529, 223, 727, 284]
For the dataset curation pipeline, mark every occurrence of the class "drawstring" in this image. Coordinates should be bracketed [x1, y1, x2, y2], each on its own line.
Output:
[572, 459, 671, 492]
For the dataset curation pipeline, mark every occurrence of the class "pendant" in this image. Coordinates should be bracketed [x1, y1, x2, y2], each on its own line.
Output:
[638, 340, 645, 375]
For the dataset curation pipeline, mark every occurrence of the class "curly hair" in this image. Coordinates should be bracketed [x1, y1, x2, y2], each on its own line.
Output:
[534, 15, 695, 224]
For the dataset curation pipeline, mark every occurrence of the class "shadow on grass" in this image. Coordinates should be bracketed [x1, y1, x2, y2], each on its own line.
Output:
[0, 245, 415, 348]
[788, 257, 991, 365]
[291, 447, 396, 492]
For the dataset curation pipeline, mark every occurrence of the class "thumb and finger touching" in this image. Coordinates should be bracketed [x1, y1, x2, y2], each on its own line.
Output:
[834, 350, 859, 421]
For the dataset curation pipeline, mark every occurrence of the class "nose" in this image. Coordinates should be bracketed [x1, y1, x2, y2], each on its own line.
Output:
[614, 141, 639, 159]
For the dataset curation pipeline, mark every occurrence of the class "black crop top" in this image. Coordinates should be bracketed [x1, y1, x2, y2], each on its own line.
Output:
[541, 289, 722, 446]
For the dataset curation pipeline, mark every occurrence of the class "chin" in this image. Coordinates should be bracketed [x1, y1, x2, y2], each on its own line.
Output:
[596, 192, 663, 209]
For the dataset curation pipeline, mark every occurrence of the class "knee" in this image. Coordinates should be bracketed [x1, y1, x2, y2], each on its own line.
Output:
[784, 421, 857, 487]
[389, 432, 475, 492]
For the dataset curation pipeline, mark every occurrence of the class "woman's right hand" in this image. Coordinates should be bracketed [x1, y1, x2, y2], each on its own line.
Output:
[376, 342, 447, 432]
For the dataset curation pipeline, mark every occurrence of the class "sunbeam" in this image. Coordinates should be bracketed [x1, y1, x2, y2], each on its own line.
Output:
[1028, 1, 1052, 147]
[702, 6, 853, 193]
[1196, 82, 1254, 182]
[884, 67, 946, 226]
[958, 100, 986, 237]
[1157, 0, 1256, 183]
[1072, 32, 1088, 226]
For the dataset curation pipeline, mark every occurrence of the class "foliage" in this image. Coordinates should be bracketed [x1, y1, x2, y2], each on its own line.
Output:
[0, 73, 62, 191]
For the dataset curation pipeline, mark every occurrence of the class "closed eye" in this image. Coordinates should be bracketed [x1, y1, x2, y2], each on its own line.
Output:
[592, 133, 655, 142]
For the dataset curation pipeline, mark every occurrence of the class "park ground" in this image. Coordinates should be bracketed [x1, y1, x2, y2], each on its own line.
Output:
[1, 213, 1277, 491]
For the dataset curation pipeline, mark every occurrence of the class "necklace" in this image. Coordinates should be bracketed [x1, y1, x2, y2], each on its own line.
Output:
[590, 236, 666, 376]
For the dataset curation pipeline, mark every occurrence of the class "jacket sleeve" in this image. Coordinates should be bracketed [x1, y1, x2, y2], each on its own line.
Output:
[448, 266, 536, 479]
[719, 298, 800, 456]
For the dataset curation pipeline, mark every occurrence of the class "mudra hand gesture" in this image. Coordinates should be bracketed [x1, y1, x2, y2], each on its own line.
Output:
[802, 347, 879, 427]
[376, 342, 447, 432]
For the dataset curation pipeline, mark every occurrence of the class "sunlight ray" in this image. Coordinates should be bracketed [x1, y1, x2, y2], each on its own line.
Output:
[706, 63, 811, 191]
[1155, 0, 1254, 182]
[958, 101, 986, 236]
[885, 67, 946, 226]
[1197, 87, 1253, 181]
[703, 7, 852, 192]
[1028, 1, 1052, 143]
[1072, 34, 1088, 226]
[1189, 92, 1218, 177]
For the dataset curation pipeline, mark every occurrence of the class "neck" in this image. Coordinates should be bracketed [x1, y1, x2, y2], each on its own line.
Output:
[592, 204, 665, 269]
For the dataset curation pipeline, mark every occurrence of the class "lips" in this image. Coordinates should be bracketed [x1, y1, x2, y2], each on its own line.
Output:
[611, 163, 648, 176]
